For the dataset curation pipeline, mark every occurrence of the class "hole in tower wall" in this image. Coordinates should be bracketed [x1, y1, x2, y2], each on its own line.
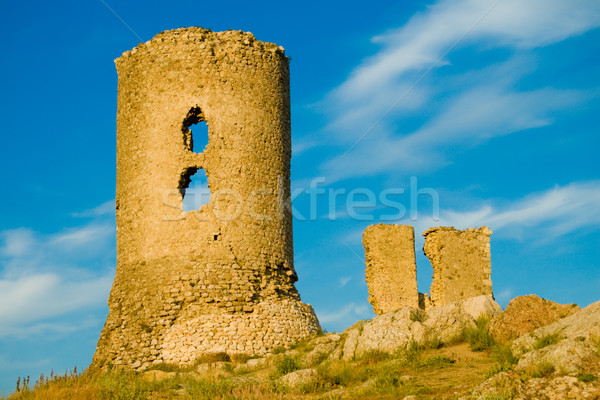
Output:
[180, 168, 211, 212]
[182, 106, 209, 153]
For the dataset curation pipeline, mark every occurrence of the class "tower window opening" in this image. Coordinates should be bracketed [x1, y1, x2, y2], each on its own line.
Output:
[182, 106, 209, 153]
[180, 168, 211, 212]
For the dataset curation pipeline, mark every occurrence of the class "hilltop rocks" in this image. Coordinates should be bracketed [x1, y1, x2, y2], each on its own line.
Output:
[342, 295, 501, 359]
[508, 300, 600, 378]
[462, 372, 600, 400]
[513, 299, 600, 354]
[516, 339, 599, 375]
[488, 294, 579, 342]
[463, 300, 600, 399]
[280, 368, 317, 387]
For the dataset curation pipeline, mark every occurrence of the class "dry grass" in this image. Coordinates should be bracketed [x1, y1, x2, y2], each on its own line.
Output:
[5, 341, 501, 399]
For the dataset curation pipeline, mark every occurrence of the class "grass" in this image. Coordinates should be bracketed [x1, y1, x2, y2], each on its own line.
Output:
[273, 355, 302, 377]
[528, 360, 556, 378]
[195, 352, 231, 363]
[463, 315, 496, 351]
[486, 343, 519, 377]
[532, 332, 562, 350]
[409, 309, 424, 323]
[578, 373, 598, 382]
[2, 339, 505, 399]
[591, 335, 600, 356]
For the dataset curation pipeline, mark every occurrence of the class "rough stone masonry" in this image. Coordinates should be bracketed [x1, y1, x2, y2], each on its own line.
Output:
[424, 226, 493, 307]
[92, 28, 320, 371]
[363, 224, 419, 314]
[364, 224, 493, 314]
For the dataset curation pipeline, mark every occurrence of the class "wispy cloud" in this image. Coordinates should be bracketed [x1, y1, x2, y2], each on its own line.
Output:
[0, 201, 115, 338]
[312, 0, 600, 182]
[0, 274, 112, 337]
[340, 180, 600, 247]
[336, 0, 600, 105]
[316, 302, 372, 331]
[72, 200, 115, 218]
[339, 276, 352, 287]
[438, 180, 600, 240]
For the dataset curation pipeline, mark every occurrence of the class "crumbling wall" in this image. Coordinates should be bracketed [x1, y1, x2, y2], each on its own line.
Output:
[423, 226, 493, 306]
[93, 28, 320, 371]
[363, 224, 419, 314]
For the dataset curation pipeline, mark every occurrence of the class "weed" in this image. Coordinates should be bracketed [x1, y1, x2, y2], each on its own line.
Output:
[410, 309, 424, 323]
[424, 336, 443, 350]
[591, 335, 600, 356]
[195, 352, 231, 364]
[316, 361, 369, 388]
[533, 332, 562, 350]
[421, 355, 455, 367]
[530, 361, 555, 378]
[271, 346, 286, 355]
[145, 363, 180, 372]
[357, 349, 391, 365]
[230, 353, 250, 364]
[311, 351, 330, 367]
[395, 340, 424, 367]
[464, 315, 495, 351]
[274, 355, 301, 376]
[222, 363, 234, 373]
[578, 373, 598, 382]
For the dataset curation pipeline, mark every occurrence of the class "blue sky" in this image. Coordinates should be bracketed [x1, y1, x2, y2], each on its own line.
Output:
[1, 0, 599, 395]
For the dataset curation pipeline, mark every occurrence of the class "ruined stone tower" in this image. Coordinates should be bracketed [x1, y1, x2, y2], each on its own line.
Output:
[423, 226, 493, 306]
[363, 224, 419, 314]
[93, 28, 320, 370]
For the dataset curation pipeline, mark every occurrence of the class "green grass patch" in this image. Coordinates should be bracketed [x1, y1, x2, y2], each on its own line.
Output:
[530, 361, 555, 378]
[274, 355, 301, 377]
[532, 332, 562, 350]
[271, 346, 286, 355]
[421, 355, 455, 367]
[578, 373, 598, 382]
[357, 349, 391, 365]
[464, 315, 495, 351]
[195, 352, 231, 364]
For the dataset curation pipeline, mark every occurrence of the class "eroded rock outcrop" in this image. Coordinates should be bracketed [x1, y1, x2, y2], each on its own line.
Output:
[463, 300, 600, 400]
[488, 294, 580, 342]
[341, 295, 501, 360]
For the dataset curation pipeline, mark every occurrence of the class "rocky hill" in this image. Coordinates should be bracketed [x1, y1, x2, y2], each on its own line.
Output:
[6, 295, 600, 399]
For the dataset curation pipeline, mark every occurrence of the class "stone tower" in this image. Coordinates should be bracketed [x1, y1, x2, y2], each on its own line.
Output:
[92, 28, 320, 370]
[363, 224, 419, 314]
[423, 226, 493, 306]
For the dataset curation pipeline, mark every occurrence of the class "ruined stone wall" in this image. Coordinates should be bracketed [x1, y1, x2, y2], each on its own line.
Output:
[93, 28, 320, 371]
[423, 226, 493, 307]
[363, 224, 419, 314]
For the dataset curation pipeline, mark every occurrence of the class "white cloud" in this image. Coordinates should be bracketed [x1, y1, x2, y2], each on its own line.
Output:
[336, 0, 600, 106]
[340, 180, 600, 247]
[441, 180, 600, 239]
[494, 287, 514, 308]
[0, 228, 35, 257]
[407, 181, 600, 244]
[316, 302, 372, 331]
[314, 0, 599, 182]
[0, 274, 112, 337]
[72, 200, 115, 218]
[50, 224, 115, 251]
[339, 276, 352, 287]
[0, 201, 115, 338]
